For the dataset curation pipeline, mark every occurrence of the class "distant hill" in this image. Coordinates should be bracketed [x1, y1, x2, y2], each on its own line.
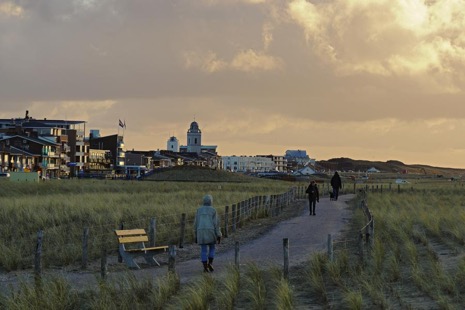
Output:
[316, 158, 465, 176]
[143, 166, 256, 182]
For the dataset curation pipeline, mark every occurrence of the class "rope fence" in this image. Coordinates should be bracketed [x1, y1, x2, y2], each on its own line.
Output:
[327, 189, 374, 265]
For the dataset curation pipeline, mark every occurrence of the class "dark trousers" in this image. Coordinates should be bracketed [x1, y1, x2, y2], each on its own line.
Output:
[332, 187, 339, 200]
[308, 198, 317, 214]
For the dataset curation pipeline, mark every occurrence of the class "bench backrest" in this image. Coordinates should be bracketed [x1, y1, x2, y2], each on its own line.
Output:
[115, 229, 149, 245]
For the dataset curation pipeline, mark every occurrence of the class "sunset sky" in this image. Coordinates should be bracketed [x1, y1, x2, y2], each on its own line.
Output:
[1, 0, 465, 168]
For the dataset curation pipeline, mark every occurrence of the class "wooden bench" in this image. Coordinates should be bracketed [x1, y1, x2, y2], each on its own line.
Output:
[114, 229, 169, 269]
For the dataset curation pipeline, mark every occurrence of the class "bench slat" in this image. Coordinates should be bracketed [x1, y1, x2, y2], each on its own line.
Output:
[118, 236, 149, 244]
[115, 229, 146, 236]
[125, 246, 168, 253]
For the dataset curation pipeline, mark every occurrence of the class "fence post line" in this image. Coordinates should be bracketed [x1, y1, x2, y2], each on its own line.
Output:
[179, 213, 186, 248]
[118, 222, 124, 263]
[82, 227, 89, 269]
[327, 234, 333, 262]
[168, 245, 176, 273]
[224, 205, 229, 238]
[232, 204, 237, 233]
[34, 229, 43, 281]
[149, 218, 156, 247]
[235, 241, 240, 269]
[283, 238, 289, 280]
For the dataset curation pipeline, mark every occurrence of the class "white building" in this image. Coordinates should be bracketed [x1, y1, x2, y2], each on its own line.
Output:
[167, 136, 179, 152]
[222, 155, 275, 173]
[257, 154, 287, 172]
[179, 120, 217, 154]
[292, 166, 316, 176]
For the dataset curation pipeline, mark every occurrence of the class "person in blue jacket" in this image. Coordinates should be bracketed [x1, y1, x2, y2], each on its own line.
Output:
[194, 194, 222, 272]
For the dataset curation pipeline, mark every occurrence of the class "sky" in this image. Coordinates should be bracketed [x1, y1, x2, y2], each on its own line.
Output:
[1, 0, 465, 168]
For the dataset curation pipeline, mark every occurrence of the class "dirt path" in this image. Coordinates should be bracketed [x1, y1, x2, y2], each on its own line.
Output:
[0, 194, 354, 290]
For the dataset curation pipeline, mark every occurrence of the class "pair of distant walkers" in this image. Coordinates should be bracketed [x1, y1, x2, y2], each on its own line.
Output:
[306, 172, 343, 215]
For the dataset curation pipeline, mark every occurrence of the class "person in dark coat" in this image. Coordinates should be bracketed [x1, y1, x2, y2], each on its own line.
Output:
[306, 180, 319, 216]
[330, 171, 342, 201]
[194, 194, 222, 272]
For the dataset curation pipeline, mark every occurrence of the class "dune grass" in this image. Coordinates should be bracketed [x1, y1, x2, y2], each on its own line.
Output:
[3, 178, 465, 309]
[0, 178, 292, 270]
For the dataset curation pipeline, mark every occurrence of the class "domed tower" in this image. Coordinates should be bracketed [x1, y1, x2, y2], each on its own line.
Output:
[187, 121, 202, 154]
[167, 136, 179, 152]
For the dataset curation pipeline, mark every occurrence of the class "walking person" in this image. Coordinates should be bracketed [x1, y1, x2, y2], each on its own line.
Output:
[194, 194, 222, 272]
[306, 180, 319, 216]
[330, 171, 342, 201]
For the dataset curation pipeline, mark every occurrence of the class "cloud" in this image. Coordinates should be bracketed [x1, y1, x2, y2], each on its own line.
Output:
[231, 49, 282, 72]
[184, 49, 282, 73]
[201, 0, 267, 5]
[183, 51, 228, 73]
[262, 22, 274, 50]
[287, 0, 465, 93]
[0, 2, 24, 17]
[26, 101, 116, 121]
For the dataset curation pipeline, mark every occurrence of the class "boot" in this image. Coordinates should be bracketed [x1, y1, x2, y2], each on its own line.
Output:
[207, 257, 214, 272]
[202, 261, 209, 273]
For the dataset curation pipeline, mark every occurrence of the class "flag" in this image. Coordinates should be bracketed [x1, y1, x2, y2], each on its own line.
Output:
[123, 120, 126, 129]
[119, 119, 124, 128]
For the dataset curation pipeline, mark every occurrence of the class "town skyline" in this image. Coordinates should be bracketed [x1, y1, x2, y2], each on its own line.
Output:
[2, 1, 465, 169]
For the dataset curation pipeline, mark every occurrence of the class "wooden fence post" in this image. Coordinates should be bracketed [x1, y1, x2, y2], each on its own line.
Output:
[237, 202, 242, 228]
[168, 245, 176, 273]
[283, 238, 289, 280]
[101, 245, 108, 280]
[327, 234, 333, 262]
[232, 204, 237, 233]
[179, 213, 186, 248]
[82, 227, 89, 269]
[149, 218, 156, 247]
[224, 205, 229, 238]
[370, 216, 375, 248]
[118, 222, 124, 263]
[235, 241, 240, 269]
[359, 231, 364, 264]
[34, 229, 43, 279]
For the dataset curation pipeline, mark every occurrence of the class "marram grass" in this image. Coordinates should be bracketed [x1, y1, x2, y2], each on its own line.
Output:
[0, 178, 292, 270]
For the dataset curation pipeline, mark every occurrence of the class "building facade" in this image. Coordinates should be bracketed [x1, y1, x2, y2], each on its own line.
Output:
[88, 134, 125, 174]
[222, 155, 275, 173]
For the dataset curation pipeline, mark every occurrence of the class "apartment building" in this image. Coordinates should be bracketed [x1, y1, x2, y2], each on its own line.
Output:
[222, 155, 275, 173]
[0, 113, 87, 178]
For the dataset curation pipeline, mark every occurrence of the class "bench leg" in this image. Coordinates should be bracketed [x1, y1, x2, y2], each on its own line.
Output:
[143, 253, 161, 266]
[119, 246, 141, 269]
